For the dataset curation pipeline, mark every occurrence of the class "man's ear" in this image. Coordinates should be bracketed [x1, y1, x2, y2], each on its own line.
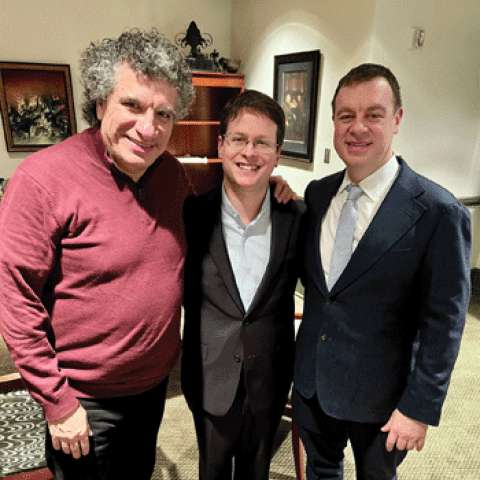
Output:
[394, 107, 404, 134]
[96, 99, 105, 121]
[274, 149, 281, 168]
[217, 135, 224, 159]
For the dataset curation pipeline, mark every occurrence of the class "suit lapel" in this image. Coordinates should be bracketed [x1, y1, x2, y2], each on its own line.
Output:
[331, 159, 427, 293]
[206, 188, 245, 314]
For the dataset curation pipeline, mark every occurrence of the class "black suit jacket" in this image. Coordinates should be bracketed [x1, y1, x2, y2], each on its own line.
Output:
[294, 157, 471, 426]
[182, 186, 305, 416]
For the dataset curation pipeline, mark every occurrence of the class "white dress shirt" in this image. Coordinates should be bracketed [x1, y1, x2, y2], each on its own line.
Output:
[222, 185, 272, 311]
[321, 155, 400, 284]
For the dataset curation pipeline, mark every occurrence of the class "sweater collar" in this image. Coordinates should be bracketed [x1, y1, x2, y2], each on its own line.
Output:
[90, 125, 164, 184]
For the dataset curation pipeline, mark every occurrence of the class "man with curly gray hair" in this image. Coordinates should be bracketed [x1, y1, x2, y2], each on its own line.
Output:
[0, 28, 195, 479]
[80, 28, 195, 126]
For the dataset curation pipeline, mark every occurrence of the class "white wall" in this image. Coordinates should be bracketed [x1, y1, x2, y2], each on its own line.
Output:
[370, 0, 480, 199]
[0, 0, 232, 178]
[231, 0, 480, 268]
[370, 0, 480, 268]
[4, 0, 478, 195]
[231, 0, 480, 200]
[2, 0, 480, 264]
[230, 0, 378, 196]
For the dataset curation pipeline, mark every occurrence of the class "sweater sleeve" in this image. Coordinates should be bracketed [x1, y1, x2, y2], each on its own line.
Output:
[0, 169, 79, 421]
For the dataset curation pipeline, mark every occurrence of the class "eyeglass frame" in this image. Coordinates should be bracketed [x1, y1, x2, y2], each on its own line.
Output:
[221, 133, 280, 154]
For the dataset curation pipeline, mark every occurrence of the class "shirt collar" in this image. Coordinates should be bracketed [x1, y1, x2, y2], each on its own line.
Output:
[221, 183, 271, 228]
[341, 155, 400, 201]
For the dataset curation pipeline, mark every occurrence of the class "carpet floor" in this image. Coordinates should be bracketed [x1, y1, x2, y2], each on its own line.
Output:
[1, 300, 480, 479]
[155, 300, 480, 479]
[0, 390, 46, 477]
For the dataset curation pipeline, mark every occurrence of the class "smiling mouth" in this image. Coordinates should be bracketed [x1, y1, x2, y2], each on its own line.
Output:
[347, 141, 372, 147]
[237, 163, 260, 171]
[127, 136, 156, 150]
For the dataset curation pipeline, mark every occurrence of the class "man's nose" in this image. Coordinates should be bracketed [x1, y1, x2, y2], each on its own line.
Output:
[136, 111, 157, 138]
[349, 118, 368, 133]
[242, 140, 257, 156]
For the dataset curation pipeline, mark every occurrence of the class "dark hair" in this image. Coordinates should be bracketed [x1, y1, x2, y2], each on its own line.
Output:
[331, 63, 402, 114]
[219, 89, 286, 148]
[79, 28, 195, 126]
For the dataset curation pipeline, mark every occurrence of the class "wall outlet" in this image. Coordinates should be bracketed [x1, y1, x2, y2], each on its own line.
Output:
[324, 148, 330, 163]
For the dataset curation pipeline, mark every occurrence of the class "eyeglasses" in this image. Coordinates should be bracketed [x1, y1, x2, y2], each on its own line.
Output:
[223, 134, 278, 154]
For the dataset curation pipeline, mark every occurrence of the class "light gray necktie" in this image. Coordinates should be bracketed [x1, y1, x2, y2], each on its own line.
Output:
[327, 184, 363, 290]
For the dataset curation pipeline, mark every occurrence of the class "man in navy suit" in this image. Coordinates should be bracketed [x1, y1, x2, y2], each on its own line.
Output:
[293, 63, 471, 479]
[182, 90, 304, 479]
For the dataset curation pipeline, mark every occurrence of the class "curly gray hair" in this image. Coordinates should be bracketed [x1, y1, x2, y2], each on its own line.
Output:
[79, 28, 195, 126]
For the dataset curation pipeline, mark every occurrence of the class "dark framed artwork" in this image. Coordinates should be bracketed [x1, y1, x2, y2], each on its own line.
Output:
[274, 50, 320, 162]
[0, 62, 76, 152]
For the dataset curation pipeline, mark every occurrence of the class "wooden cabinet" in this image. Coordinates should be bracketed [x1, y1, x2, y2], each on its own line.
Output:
[168, 72, 244, 160]
[168, 72, 244, 194]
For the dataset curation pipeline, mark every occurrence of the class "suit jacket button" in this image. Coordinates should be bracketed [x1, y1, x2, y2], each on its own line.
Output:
[321, 334, 328, 341]
[235, 355, 242, 363]
[326, 299, 332, 305]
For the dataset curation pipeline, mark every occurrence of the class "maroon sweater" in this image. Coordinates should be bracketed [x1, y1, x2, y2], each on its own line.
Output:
[0, 127, 192, 421]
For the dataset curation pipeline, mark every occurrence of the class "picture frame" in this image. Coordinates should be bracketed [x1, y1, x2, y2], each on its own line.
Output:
[0, 62, 76, 152]
[274, 50, 321, 162]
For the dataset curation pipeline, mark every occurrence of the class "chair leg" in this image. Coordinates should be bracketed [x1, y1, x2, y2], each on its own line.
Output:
[284, 403, 306, 480]
[292, 416, 306, 480]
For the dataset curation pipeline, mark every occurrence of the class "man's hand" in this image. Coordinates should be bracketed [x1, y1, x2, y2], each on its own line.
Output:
[48, 405, 92, 459]
[381, 409, 428, 452]
[270, 175, 298, 203]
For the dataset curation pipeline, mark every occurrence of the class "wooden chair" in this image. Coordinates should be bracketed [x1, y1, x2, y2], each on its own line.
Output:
[283, 402, 305, 480]
[0, 373, 54, 480]
[282, 310, 306, 480]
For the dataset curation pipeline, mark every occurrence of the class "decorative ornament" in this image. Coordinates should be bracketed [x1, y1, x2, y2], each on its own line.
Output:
[175, 21, 216, 71]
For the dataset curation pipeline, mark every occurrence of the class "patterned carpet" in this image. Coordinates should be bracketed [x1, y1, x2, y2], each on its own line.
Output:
[0, 390, 46, 477]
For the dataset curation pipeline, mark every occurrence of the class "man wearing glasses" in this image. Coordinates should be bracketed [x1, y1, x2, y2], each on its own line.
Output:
[182, 90, 304, 480]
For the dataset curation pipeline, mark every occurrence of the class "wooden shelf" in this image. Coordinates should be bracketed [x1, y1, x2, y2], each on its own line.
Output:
[176, 120, 220, 126]
[187, 71, 245, 88]
[168, 72, 244, 159]
[169, 72, 244, 194]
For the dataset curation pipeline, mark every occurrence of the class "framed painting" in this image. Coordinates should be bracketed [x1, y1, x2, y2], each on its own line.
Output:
[274, 50, 320, 162]
[0, 62, 76, 152]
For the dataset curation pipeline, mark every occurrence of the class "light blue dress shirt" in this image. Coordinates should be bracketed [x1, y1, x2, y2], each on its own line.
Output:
[221, 185, 272, 312]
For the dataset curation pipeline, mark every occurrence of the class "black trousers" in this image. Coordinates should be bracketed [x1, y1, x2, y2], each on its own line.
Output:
[292, 389, 407, 480]
[192, 380, 286, 480]
[45, 378, 169, 480]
